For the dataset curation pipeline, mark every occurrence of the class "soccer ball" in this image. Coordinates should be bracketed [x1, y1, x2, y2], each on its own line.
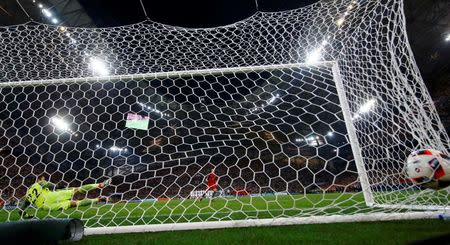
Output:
[404, 149, 450, 190]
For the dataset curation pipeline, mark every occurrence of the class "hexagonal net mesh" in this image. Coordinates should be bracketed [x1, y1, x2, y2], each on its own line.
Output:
[0, 0, 449, 232]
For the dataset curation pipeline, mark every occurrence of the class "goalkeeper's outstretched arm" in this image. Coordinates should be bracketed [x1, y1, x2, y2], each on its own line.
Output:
[18, 198, 33, 219]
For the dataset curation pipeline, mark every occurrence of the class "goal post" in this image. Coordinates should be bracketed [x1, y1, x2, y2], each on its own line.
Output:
[331, 62, 374, 207]
[0, 0, 449, 235]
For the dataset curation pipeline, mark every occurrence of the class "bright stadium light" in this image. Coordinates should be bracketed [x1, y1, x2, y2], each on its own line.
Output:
[109, 146, 127, 153]
[57, 26, 67, 33]
[351, 114, 361, 121]
[42, 9, 52, 17]
[327, 131, 334, 137]
[336, 17, 345, 27]
[51, 18, 59, 24]
[110, 146, 120, 151]
[352, 99, 377, 120]
[358, 98, 376, 113]
[445, 34, 450, 42]
[268, 96, 276, 104]
[90, 57, 109, 76]
[306, 48, 322, 64]
[50, 117, 70, 132]
[38, 3, 43, 8]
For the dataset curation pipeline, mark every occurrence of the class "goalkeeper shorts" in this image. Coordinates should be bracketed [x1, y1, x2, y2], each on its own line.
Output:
[40, 189, 75, 211]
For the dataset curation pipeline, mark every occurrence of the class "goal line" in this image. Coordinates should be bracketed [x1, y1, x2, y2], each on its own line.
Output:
[84, 211, 440, 235]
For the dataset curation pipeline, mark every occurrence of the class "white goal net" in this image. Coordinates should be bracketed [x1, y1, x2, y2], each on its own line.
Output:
[0, 0, 449, 234]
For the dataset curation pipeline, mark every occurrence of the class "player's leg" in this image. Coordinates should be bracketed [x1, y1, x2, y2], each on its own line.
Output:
[73, 179, 111, 194]
[45, 201, 71, 211]
[67, 197, 108, 209]
[199, 187, 211, 201]
[211, 188, 220, 198]
[40, 189, 75, 210]
[208, 188, 220, 203]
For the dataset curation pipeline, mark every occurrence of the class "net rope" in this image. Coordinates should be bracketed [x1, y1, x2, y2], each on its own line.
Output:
[0, 0, 449, 228]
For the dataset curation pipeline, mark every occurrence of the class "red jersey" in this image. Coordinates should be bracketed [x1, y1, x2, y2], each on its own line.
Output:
[207, 172, 218, 190]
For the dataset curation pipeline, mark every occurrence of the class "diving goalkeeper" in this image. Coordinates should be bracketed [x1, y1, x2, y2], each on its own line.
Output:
[18, 175, 110, 218]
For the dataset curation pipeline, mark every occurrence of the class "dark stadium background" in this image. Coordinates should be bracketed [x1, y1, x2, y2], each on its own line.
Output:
[0, 0, 448, 202]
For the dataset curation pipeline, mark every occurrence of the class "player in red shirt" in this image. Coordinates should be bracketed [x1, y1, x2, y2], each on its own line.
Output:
[199, 167, 219, 201]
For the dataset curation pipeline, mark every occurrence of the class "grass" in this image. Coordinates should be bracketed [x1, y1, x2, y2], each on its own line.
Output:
[3, 190, 448, 227]
[1, 193, 372, 227]
[66, 219, 450, 245]
[2, 192, 449, 244]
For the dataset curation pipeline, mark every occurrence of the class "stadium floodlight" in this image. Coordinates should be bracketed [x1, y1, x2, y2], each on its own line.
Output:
[89, 57, 109, 76]
[38, 3, 43, 8]
[139, 102, 169, 117]
[50, 117, 71, 132]
[95, 145, 127, 153]
[57, 26, 67, 33]
[51, 18, 58, 24]
[42, 9, 52, 18]
[336, 17, 345, 26]
[109, 146, 127, 153]
[327, 131, 334, 137]
[268, 96, 276, 104]
[110, 146, 120, 151]
[358, 98, 376, 113]
[305, 48, 322, 64]
[445, 34, 450, 42]
[351, 99, 376, 120]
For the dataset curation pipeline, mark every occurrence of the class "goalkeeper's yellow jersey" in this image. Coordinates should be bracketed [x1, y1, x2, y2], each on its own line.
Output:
[26, 182, 50, 208]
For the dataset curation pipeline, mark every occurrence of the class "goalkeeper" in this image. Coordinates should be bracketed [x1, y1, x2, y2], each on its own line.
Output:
[18, 175, 110, 218]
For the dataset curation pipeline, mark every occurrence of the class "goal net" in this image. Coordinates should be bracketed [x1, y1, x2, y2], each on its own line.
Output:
[0, 0, 449, 234]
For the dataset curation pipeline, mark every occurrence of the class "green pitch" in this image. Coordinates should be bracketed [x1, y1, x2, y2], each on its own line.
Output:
[0, 191, 447, 228]
[67, 219, 449, 245]
[1, 192, 448, 244]
[0, 193, 372, 227]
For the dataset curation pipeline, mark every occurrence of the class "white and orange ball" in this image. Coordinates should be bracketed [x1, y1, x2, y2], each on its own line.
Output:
[404, 149, 450, 190]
